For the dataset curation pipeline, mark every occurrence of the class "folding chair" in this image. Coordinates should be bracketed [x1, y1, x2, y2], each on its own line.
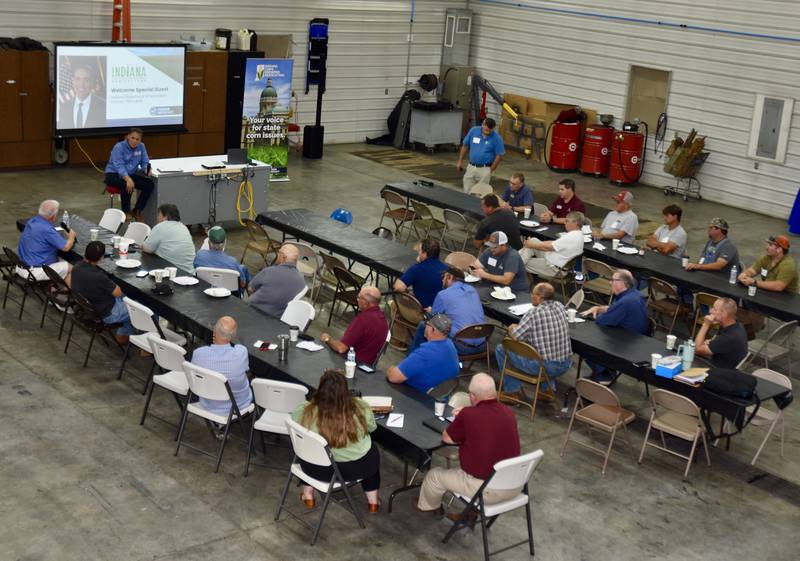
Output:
[275, 418, 366, 545]
[533, 203, 548, 218]
[175, 361, 255, 473]
[441, 209, 473, 253]
[241, 218, 281, 266]
[315, 253, 348, 306]
[244, 379, 308, 476]
[745, 368, 792, 466]
[497, 337, 551, 421]
[444, 251, 476, 272]
[454, 323, 495, 375]
[195, 266, 240, 292]
[2, 246, 49, 320]
[41, 264, 75, 338]
[98, 208, 126, 234]
[566, 288, 584, 311]
[140, 334, 188, 428]
[123, 222, 151, 246]
[281, 300, 316, 332]
[406, 200, 445, 243]
[582, 258, 614, 306]
[63, 293, 124, 367]
[647, 277, 691, 335]
[442, 449, 545, 561]
[389, 291, 425, 349]
[740, 320, 797, 375]
[533, 255, 578, 301]
[287, 242, 320, 297]
[378, 188, 415, 238]
[690, 291, 720, 338]
[327, 266, 363, 326]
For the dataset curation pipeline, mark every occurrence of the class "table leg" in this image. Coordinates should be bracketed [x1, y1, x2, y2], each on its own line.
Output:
[388, 450, 431, 513]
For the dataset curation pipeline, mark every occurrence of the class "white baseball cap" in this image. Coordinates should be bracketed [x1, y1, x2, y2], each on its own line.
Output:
[485, 231, 509, 247]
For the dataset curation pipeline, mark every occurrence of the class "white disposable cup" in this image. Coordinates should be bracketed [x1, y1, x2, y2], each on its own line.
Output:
[90, 228, 99, 241]
[523, 208, 531, 219]
[581, 225, 592, 234]
[118, 241, 129, 257]
[651, 353, 662, 369]
[666, 334, 677, 350]
[681, 257, 689, 268]
[567, 309, 577, 322]
[112, 235, 121, 248]
[289, 326, 299, 342]
[612, 239, 620, 250]
[434, 400, 446, 417]
[165, 267, 178, 279]
[748, 284, 757, 297]
[153, 269, 164, 283]
[345, 361, 356, 379]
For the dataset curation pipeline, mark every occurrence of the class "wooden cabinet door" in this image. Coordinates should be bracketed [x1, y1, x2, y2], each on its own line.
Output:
[0, 51, 22, 142]
[184, 52, 205, 133]
[202, 52, 228, 132]
[20, 51, 51, 141]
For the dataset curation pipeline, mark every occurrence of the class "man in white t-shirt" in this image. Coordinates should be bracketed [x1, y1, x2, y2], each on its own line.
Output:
[646, 204, 687, 259]
[594, 190, 638, 245]
[518, 211, 586, 278]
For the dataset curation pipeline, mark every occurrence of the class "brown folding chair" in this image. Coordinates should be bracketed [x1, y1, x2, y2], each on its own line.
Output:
[441, 209, 474, 253]
[240, 218, 281, 267]
[453, 323, 495, 375]
[560, 379, 636, 475]
[582, 258, 614, 306]
[315, 253, 348, 306]
[390, 291, 425, 349]
[444, 251, 475, 272]
[2, 246, 49, 320]
[378, 189, 416, 238]
[406, 200, 445, 243]
[647, 277, 691, 335]
[497, 337, 551, 421]
[690, 291, 720, 338]
[327, 266, 363, 325]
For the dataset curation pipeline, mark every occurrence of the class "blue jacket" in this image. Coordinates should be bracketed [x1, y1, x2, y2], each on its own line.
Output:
[596, 288, 649, 334]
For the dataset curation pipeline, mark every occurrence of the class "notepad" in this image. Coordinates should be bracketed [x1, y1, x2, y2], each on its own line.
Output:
[296, 340, 324, 352]
[387, 413, 405, 428]
[675, 368, 709, 385]
[362, 396, 393, 413]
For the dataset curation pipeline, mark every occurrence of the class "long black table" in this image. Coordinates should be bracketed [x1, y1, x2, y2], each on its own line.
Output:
[383, 180, 800, 322]
[257, 208, 418, 279]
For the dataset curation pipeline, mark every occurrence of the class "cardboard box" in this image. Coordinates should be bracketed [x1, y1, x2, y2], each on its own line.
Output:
[655, 355, 683, 378]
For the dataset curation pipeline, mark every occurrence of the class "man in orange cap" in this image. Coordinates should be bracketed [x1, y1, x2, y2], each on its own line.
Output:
[738, 235, 798, 293]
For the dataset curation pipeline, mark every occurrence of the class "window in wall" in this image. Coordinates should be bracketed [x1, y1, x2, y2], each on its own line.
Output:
[625, 66, 671, 128]
[748, 94, 794, 164]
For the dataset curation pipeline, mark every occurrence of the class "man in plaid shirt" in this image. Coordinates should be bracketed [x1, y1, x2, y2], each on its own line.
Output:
[495, 282, 572, 403]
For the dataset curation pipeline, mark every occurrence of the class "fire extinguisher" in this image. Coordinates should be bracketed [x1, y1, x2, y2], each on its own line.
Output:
[609, 119, 649, 185]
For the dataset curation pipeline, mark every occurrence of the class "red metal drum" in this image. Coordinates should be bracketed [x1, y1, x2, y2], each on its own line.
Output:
[548, 121, 582, 171]
[579, 125, 613, 176]
[609, 130, 644, 185]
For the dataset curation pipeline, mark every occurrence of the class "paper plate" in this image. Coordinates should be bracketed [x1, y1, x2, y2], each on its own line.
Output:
[204, 287, 231, 298]
[616, 246, 639, 255]
[519, 220, 540, 227]
[172, 276, 199, 286]
[115, 259, 141, 268]
[464, 274, 481, 283]
[583, 236, 593, 243]
[491, 290, 516, 301]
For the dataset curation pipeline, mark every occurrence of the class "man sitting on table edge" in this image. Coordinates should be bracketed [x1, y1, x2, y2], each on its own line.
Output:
[499, 173, 534, 213]
[518, 211, 586, 279]
[470, 231, 530, 293]
[581, 268, 649, 384]
[737, 234, 798, 293]
[593, 190, 638, 245]
[194, 226, 251, 290]
[415, 373, 521, 518]
[539, 178, 586, 225]
[386, 314, 460, 393]
[319, 285, 389, 367]
[17, 199, 76, 280]
[693, 297, 748, 369]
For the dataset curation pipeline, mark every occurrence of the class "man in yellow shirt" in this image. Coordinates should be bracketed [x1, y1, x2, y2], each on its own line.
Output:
[738, 235, 798, 293]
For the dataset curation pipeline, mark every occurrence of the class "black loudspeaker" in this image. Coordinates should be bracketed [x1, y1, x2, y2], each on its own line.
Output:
[224, 50, 264, 151]
[302, 125, 324, 159]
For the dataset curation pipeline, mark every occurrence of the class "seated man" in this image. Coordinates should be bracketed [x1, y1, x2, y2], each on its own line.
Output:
[473, 194, 523, 250]
[685, 217, 740, 275]
[407, 266, 486, 354]
[17, 199, 76, 280]
[518, 211, 585, 278]
[738, 235, 798, 293]
[386, 314, 460, 393]
[191, 316, 253, 417]
[499, 173, 534, 212]
[540, 178, 586, 224]
[495, 283, 572, 402]
[471, 231, 529, 293]
[393, 239, 447, 309]
[67, 240, 134, 343]
[646, 204, 687, 259]
[694, 297, 748, 369]
[416, 373, 521, 516]
[142, 204, 196, 274]
[593, 191, 638, 245]
[104, 127, 153, 222]
[581, 269, 649, 384]
[193, 226, 251, 289]
[248, 244, 306, 318]
[320, 286, 389, 366]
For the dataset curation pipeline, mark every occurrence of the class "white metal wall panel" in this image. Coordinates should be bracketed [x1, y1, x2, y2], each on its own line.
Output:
[467, 0, 800, 217]
[0, 0, 466, 144]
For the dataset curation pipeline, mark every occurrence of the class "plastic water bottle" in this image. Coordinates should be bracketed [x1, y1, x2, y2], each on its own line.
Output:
[347, 347, 356, 364]
[62, 210, 70, 228]
[729, 264, 738, 285]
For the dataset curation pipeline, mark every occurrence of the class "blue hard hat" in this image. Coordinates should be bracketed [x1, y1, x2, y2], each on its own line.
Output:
[330, 208, 353, 225]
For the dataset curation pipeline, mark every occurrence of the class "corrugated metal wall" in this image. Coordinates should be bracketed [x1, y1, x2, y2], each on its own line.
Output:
[467, 0, 800, 217]
[0, 0, 466, 143]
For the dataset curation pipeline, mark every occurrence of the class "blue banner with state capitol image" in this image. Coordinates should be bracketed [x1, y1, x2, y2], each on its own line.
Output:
[242, 58, 294, 180]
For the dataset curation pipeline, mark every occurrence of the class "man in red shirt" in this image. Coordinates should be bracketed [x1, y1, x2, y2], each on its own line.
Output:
[416, 373, 522, 514]
[540, 178, 586, 224]
[319, 285, 389, 366]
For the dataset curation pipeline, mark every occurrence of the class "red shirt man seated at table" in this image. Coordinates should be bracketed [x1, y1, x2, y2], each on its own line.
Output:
[319, 285, 389, 366]
[539, 178, 586, 224]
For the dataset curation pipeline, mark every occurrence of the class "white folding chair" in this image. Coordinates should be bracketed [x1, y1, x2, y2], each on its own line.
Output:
[442, 449, 545, 561]
[280, 300, 316, 332]
[123, 222, 151, 246]
[199, 237, 210, 251]
[175, 361, 255, 473]
[119, 297, 187, 392]
[275, 418, 366, 545]
[287, 242, 320, 297]
[196, 266, 240, 292]
[292, 285, 309, 301]
[244, 379, 309, 476]
[98, 208, 126, 233]
[140, 334, 188, 427]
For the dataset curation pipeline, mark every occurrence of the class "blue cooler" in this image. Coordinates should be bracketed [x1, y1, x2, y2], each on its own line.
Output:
[655, 355, 683, 378]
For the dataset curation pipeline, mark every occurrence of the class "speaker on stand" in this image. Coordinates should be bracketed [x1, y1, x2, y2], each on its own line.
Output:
[303, 18, 329, 160]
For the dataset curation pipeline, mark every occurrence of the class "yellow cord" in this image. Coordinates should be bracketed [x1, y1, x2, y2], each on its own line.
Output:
[236, 176, 255, 225]
[73, 138, 105, 173]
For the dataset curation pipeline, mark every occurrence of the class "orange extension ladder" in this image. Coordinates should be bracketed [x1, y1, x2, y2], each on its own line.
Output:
[111, 0, 132, 43]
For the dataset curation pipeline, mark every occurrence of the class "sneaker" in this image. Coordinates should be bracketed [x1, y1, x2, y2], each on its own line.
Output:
[589, 371, 615, 386]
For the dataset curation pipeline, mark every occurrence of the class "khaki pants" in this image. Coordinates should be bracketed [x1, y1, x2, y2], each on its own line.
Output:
[16, 260, 69, 281]
[518, 247, 560, 278]
[462, 164, 492, 193]
[418, 467, 521, 511]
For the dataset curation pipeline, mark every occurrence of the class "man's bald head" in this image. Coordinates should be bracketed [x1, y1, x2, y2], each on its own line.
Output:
[469, 373, 497, 401]
[278, 244, 299, 264]
[214, 316, 237, 344]
[360, 285, 381, 305]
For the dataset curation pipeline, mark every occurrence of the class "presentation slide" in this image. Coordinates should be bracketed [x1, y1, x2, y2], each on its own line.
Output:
[55, 43, 185, 135]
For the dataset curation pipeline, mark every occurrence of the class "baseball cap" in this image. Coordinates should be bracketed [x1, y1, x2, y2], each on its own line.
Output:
[768, 235, 790, 251]
[611, 191, 634, 204]
[709, 217, 728, 231]
[208, 226, 226, 243]
[485, 231, 509, 247]
[427, 313, 452, 335]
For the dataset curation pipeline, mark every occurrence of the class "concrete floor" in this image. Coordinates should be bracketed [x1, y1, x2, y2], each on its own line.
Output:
[0, 144, 797, 561]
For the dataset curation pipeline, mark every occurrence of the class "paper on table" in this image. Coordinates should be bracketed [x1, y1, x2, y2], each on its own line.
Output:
[568, 317, 587, 323]
[387, 413, 405, 428]
[593, 242, 606, 251]
[535, 227, 548, 232]
[296, 340, 325, 351]
[508, 303, 534, 316]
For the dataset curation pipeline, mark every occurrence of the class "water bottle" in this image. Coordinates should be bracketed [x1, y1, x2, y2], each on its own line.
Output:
[728, 264, 738, 285]
[62, 210, 70, 228]
[347, 347, 356, 364]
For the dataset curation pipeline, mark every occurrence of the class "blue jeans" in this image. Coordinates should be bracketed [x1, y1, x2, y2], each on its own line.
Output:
[104, 297, 135, 336]
[407, 321, 486, 356]
[495, 343, 571, 392]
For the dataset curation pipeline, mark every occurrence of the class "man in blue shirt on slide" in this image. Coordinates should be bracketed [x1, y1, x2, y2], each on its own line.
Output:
[104, 127, 154, 222]
[386, 314, 460, 393]
[456, 118, 505, 193]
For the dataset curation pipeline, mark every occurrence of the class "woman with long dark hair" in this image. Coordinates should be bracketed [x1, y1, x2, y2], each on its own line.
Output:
[292, 369, 381, 512]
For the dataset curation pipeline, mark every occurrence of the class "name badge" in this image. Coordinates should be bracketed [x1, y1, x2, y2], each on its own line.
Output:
[487, 257, 498, 267]
[761, 268, 768, 278]
[660, 236, 670, 244]
[556, 205, 562, 210]
[698, 257, 705, 264]
[611, 220, 621, 229]
[472, 137, 481, 144]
